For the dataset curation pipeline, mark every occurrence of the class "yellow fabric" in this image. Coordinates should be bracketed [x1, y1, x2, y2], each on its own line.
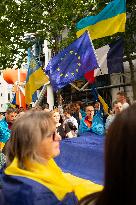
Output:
[0, 142, 5, 150]
[76, 13, 126, 40]
[25, 67, 49, 105]
[64, 173, 102, 200]
[98, 94, 109, 114]
[5, 158, 102, 201]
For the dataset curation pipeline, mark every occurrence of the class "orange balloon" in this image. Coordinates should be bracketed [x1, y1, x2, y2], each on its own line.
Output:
[3, 68, 27, 84]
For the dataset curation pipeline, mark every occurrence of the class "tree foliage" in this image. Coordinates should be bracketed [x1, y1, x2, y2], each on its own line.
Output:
[0, 0, 135, 69]
[0, 0, 96, 69]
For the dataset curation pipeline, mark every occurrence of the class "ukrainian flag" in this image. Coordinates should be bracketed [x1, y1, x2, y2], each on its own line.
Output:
[25, 54, 49, 105]
[76, 0, 126, 40]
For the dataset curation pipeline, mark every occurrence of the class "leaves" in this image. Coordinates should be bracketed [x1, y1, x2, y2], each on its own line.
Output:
[0, 0, 135, 69]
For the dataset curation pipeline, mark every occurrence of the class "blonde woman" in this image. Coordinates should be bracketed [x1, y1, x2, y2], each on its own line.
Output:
[0, 111, 102, 205]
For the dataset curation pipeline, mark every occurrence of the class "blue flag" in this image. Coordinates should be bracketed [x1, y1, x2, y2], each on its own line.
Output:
[45, 31, 99, 91]
[107, 37, 124, 74]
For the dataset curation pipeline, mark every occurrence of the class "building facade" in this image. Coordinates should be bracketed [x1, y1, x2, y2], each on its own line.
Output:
[0, 72, 13, 112]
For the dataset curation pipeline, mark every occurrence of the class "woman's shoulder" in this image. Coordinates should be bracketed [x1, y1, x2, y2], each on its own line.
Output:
[1, 174, 61, 205]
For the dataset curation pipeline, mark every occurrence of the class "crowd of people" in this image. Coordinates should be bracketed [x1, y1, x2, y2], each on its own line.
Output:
[0, 91, 135, 205]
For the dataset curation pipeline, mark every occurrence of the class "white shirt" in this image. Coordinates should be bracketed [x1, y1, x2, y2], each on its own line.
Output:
[64, 116, 78, 130]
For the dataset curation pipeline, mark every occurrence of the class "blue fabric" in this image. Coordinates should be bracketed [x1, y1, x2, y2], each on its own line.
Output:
[0, 173, 78, 205]
[91, 114, 105, 135]
[11, 94, 16, 105]
[55, 133, 104, 185]
[76, 0, 126, 30]
[79, 117, 91, 134]
[32, 91, 38, 103]
[26, 50, 42, 80]
[0, 118, 11, 143]
[80, 109, 86, 118]
[107, 37, 124, 73]
[79, 114, 105, 135]
[45, 31, 99, 91]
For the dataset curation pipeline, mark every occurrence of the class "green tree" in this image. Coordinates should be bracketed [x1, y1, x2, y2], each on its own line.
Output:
[0, 0, 96, 69]
[0, 0, 135, 98]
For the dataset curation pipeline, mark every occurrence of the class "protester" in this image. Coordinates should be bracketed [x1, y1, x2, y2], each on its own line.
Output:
[63, 107, 78, 137]
[105, 101, 122, 130]
[76, 101, 86, 119]
[79, 105, 94, 134]
[79, 103, 136, 205]
[33, 105, 42, 111]
[0, 111, 102, 205]
[42, 103, 50, 112]
[53, 109, 71, 139]
[0, 108, 17, 150]
[69, 102, 81, 126]
[116, 91, 129, 110]
[79, 105, 104, 135]
[94, 102, 101, 114]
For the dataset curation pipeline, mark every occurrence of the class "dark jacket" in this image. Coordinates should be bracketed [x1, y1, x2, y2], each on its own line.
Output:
[0, 171, 78, 205]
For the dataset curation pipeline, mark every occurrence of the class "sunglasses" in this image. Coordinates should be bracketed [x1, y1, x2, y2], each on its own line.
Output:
[47, 130, 61, 141]
[52, 131, 61, 141]
[52, 131, 56, 141]
[86, 110, 94, 112]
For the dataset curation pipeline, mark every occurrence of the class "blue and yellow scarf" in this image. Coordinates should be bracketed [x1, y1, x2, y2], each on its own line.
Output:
[5, 158, 102, 200]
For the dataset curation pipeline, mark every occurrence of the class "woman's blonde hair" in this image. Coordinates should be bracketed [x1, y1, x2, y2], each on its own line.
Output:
[6, 111, 56, 169]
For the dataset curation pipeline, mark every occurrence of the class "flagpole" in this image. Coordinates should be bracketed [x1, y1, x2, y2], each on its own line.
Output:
[44, 40, 54, 110]
[18, 68, 21, 107]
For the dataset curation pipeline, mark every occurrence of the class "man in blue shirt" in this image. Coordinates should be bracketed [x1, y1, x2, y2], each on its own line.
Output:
[0, 108, 17, 149]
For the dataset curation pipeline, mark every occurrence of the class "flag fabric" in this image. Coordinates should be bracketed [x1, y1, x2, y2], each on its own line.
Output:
[45, 31, 99, 91]
[98, 94, 109, 114]
[25, 52, 49, 105]
[11, 85, 26, 109]
[76, 0, 126, 40]
[84, 70, 95, 84]
[92, 86, 109, 114]
[84, 38, 124, 83]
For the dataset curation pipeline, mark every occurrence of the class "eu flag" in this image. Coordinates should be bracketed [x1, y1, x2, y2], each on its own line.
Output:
[45, 31, 99, 91]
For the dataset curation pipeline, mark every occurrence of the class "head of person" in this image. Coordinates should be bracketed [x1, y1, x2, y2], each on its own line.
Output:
[94, 102, 100, 110]
[33, 105, 42, 111]
[101, 103, 136, 204]
[68, 103, 76, 113]
[0, 112, 3, 118]
[5, 108, 18, 123]
[42, 103, 49, 110]
[112, 101, 122, 114]
[116, 91, 127, 104]
[75, 102, 81, 111]
[42, 103, 50, 112]
[74, 101, 83, 112]
[19, 107, 24, 112]
[85, 105, 94, 119]
[6, 111, 61, 169]
[63, 108, 72, 119]
[52, 109, 60, 124]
